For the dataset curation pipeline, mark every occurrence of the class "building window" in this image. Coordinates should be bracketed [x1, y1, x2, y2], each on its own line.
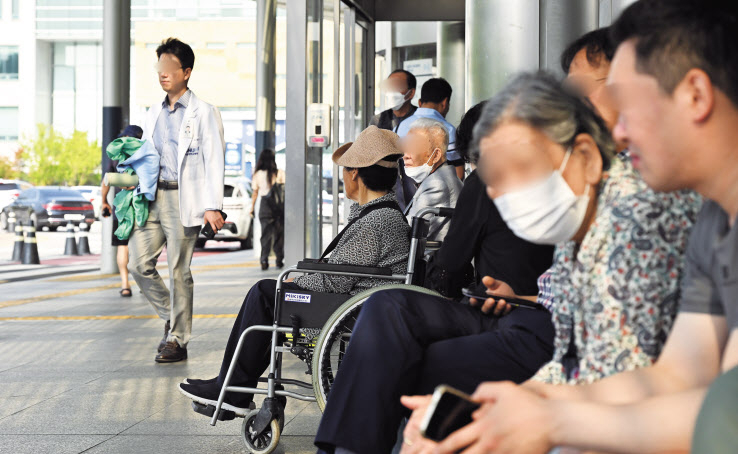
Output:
[0, 46, 18, 80]
[0, 107, 19, 141]
[11, 0, 18, 19]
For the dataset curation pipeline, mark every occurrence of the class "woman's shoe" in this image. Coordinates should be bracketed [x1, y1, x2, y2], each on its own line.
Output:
[184, 377, 218, 386]
[261, 262, 269, 271]
[119, 288, 132, 297]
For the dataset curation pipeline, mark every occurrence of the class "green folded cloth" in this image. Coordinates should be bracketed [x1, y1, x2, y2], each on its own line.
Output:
[106, 137, 149, 240]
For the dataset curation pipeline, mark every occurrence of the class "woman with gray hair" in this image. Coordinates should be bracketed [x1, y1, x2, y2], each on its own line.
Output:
[399, 72, 702, 453]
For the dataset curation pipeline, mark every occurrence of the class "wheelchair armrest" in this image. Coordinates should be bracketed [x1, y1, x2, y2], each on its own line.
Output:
[296, 260, 393, 276]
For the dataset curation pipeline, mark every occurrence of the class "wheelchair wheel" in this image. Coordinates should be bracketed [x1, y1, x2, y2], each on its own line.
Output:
[311, 284, 440, 411]
[241, 409, 281, 454]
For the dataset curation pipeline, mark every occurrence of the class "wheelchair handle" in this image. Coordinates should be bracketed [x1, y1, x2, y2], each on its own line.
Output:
[413, 207, 454, 220]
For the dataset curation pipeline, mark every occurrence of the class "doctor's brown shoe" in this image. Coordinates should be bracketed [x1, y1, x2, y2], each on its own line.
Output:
[156, 341, 187, 363]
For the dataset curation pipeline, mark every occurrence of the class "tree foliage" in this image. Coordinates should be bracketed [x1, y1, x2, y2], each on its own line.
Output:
[21, 125, 101, 186]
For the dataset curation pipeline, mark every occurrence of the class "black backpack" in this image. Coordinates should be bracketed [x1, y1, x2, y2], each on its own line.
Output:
[264, 181, 285, 222]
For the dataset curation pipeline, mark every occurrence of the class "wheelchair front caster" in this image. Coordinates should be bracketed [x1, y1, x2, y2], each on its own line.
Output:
[241, 409, 281, 454]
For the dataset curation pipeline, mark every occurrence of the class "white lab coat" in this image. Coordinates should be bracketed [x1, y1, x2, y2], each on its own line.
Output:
[142, 90, 225, 227]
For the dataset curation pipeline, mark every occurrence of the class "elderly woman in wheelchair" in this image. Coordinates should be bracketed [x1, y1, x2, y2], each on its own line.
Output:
[178, 125, 412, 411]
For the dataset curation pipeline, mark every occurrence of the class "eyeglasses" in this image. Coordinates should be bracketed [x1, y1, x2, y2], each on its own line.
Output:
[154, 62, 183, 74]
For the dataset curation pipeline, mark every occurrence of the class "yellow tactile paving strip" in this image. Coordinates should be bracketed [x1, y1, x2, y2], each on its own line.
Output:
[0, 313, 238, 321]
[0, 261, 261, 310]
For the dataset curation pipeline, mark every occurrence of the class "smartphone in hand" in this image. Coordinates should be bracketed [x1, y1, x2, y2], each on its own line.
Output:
[200, 210, 227, 239]
[420, 385, 481, 442]
[461, 287, 545, 311]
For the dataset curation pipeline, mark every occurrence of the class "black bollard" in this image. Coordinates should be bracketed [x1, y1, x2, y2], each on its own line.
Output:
[7, 215, 15, 233]
[77, 222, 91, 255]
[63, 222, 78, 256]
[11, 223, 24, 262]
[22, 221, 40, 265]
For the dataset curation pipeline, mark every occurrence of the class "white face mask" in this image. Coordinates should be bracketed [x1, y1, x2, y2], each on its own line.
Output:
[385, 90, 410, 111]
[405, 149, 439, 184]
[493, 149, 590, 245]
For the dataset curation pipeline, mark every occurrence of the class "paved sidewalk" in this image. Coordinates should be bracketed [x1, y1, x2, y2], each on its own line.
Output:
[0, 250, 320, 454]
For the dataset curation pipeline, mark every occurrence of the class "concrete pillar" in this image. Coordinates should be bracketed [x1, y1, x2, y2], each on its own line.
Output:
[465, 0, 539, 107]
[284, 0, 308, 266]
[437, 21, 465, 127]
[255, 0, 276, 161]
[101, 0, 130, 274]
[599, 0, 638, 27]
[540, 0, 599, 76]
[305, 0, 323, 258]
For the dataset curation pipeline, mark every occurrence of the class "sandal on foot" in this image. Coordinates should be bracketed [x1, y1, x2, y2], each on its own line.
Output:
[120, 288, 132, 297]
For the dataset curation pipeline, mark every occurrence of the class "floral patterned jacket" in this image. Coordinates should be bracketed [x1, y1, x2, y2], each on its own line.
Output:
[532, 158, 702, 384]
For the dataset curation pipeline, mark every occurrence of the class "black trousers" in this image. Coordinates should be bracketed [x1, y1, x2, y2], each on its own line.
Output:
[259, 197, 284, 264]
[216, 279, 301, 402]
[314, 289, 555, 454]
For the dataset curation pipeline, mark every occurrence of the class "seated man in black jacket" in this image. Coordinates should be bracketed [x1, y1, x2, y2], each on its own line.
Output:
[314, 102, 555, 454]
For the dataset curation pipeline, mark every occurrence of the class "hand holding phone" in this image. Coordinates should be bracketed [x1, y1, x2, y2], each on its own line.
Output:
[462, 287, 544, 311]
[420, 385, 480, 442]
[200, 210, 227, 239]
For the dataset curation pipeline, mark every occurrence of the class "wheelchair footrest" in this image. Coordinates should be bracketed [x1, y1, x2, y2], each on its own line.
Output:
[191, 401, 238, 421]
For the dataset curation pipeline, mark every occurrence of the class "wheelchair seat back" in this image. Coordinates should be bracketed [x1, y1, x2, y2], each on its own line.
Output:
[277, 288, 352, 328]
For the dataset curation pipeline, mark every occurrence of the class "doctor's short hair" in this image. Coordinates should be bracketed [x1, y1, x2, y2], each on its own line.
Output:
[156, 38, 195, 71]
[472, 72, 615, 170]
[407, 118, 449, 153]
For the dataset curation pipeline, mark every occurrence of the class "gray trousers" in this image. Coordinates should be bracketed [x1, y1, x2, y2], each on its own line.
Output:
[129, 188, 199, 347]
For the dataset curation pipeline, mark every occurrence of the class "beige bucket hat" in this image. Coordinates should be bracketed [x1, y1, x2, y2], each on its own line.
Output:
[332, 125, 401, 169]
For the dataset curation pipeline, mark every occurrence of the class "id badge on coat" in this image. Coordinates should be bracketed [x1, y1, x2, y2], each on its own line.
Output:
[183, 119, 194, 140]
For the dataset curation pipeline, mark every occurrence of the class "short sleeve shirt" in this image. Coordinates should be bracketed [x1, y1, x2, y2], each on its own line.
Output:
[679, 200, 738, 330]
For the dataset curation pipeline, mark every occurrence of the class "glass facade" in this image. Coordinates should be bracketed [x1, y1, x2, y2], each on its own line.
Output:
[51, 42, 102, 139]
[0, 46, 18, 80]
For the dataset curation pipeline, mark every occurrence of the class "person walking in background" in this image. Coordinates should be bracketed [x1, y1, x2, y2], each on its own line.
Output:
[101, 124, 143, 298]
[250, 149, 285, 271]
[130, 37, 225, 363]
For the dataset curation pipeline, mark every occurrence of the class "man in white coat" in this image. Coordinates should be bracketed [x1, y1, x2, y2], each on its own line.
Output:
[130, 38, 225, 363]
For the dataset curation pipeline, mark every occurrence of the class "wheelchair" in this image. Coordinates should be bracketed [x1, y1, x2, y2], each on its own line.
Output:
[198, 206, 453, 454]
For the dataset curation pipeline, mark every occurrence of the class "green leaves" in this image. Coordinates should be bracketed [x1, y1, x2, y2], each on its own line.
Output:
[20, 124, 101, 186]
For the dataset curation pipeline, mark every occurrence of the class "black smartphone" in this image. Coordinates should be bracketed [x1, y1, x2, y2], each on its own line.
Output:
[200, 210, 227, 239]
[420, 385, 480, 442]
[461, 287, 545, 311]
[102, 207, 111, 217]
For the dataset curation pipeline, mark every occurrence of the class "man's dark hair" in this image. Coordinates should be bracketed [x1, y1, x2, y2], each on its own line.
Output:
[610, 0, 738, 107]
[560, 27, 615, 74]
[420, 78, 453, 104]
[346, 155, 402, 192]
[156, 37, 195, 71]
[389, 69, 417, 90]
[456, 101, 487, 164]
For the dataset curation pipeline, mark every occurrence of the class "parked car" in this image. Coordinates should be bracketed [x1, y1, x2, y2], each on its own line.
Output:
[195, 177, 253, 249]
[72, 185, 103, 218]
[0, 179, 33, 211]
[1, 187, 95, 231]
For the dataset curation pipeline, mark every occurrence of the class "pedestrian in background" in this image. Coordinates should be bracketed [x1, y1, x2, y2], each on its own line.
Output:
[250, 149, 285, 270]
[101, 124, 143, 298]
[130, 37, 225, 363]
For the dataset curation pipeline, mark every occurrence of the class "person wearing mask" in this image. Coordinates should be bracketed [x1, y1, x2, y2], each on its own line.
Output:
[250, 149, 285, 271]
[318, 71, 700, 454]
[101, 124, 143, 297]
[370, 69, 418, 132]
[397, 78, 464, 183]
[403, 2, 738, 452]
[401, 118, 462, 242]
[129, 37, 225, 363]
[178, 125, 410, 414]
[424, 101, 554, 300]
